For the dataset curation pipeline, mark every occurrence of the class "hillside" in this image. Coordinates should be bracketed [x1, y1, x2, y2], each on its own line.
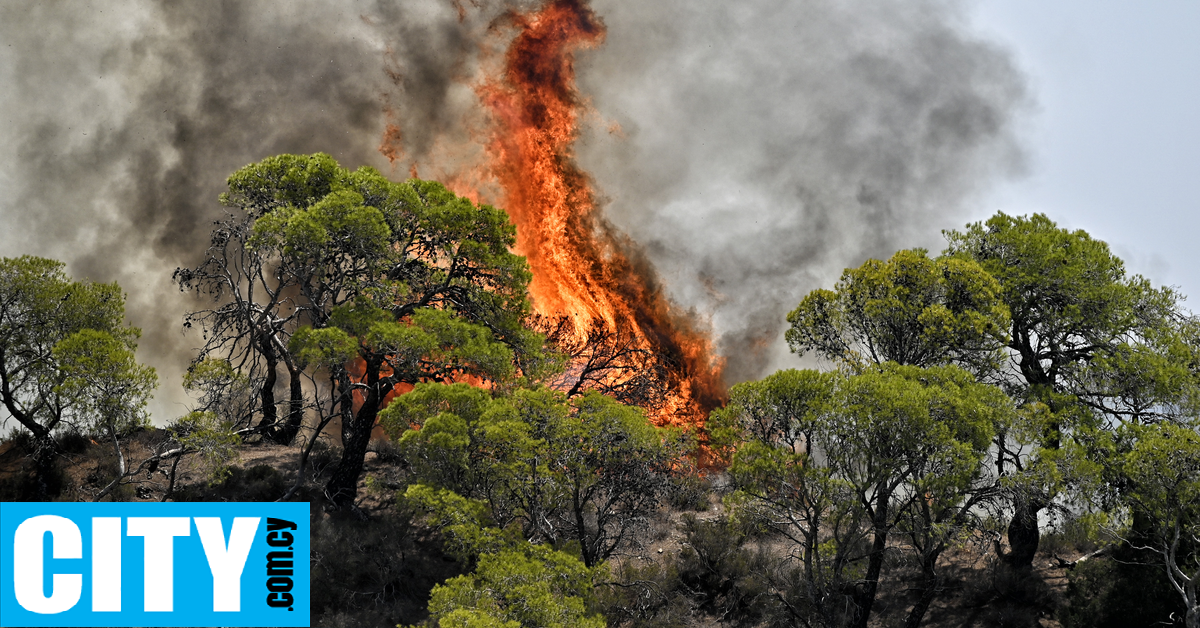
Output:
[1, 428, 1155, 628]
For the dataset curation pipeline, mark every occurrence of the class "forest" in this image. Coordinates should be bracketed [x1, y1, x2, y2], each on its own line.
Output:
[1, 153, 1197, 628]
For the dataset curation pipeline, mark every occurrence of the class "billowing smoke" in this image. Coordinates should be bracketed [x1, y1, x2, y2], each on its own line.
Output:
[0, 1, 477, 421]
[0, 0, 1025, 422]
[573, 0, 1027, 382]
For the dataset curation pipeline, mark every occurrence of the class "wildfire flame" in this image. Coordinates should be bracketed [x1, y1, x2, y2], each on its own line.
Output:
[383, 0, 726, 427]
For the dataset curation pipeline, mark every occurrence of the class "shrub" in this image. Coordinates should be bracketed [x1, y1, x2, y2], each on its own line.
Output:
[1061, 547, 1186, 628]
[668, 473, 711, 512]
[369, 438, 405, 465]
[675, 514, 776, 625]
[175, 463, 287, 502]
[312, 511, 463, 628]
[57, 429, 92, 455]
[308, 440, 340, 479]
[0, 431, 67, 501]
[596, 560, 690, 628]
[1038, 516, 1101, 557]
[960, 558, 1058, 628]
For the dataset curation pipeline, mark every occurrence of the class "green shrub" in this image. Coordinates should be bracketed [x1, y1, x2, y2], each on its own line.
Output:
[312, 511, 463, 628]
[175, 463, 287, 502]
[675, 514, 776, 625]
[1061, 547, 1185, 628]
[668, 473, 711, 512]
[422, 543, 604, 628]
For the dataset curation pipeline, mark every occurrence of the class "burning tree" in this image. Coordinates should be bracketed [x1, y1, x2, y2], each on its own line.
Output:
[180, 153, 545, 512]
[533, 314, 673, 414]
[385, 0, 727, 428]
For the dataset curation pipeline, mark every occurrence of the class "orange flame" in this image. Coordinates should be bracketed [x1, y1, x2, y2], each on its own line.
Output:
[480, 0, 724, 427]
[382, 0, 726, 428]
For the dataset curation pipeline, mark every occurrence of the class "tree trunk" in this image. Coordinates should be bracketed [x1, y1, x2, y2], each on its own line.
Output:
[324, 361, 383, 512]
[93, 424, 127, 501]
[278, 410, 337, 502]
[271, 362, 304, 445]
[572, 484, 598, 568]
[851, 495, 891, 628]
[162, 454, 183, 502]
[325, 405, 378, 512]
[0, 377, 57, 499]
[258, 349, 278, 433]
[32, 435, 58, 500]
[1006, 498, 1041, 570]
[903, 549, 943, 628]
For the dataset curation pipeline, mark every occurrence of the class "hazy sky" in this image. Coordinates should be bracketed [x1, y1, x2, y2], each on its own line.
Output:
[966, 1, 1200, 304]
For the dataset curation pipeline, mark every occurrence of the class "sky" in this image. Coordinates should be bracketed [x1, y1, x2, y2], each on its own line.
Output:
[965, 1, 1200, 304]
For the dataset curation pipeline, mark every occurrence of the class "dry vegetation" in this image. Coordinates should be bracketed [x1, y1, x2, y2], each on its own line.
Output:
[3, 427, 1174, 628]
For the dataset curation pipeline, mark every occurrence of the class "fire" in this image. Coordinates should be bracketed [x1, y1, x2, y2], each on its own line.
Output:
[382, 0, 726, 427]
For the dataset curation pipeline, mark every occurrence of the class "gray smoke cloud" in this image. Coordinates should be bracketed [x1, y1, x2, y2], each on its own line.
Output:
[574, 0, 1027, 382]
[0, 0, 1026, 422]
[0, 1, 487, 422]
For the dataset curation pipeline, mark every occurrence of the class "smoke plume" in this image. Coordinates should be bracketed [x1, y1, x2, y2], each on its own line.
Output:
[0, 1, 475, 421]
[573, 0, 1027, 382]
[0, 0, 1025, 422]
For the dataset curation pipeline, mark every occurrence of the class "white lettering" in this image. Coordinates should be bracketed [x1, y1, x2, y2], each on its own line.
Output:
[126, 517, 190, 612]
[91, 517, 122, 612]
[194, 517, 260, 612]
[13, 515, 82, 614]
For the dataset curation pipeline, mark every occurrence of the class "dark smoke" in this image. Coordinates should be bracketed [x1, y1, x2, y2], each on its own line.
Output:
[0, 0, 1026, 422]
[0, 1, 490, 421]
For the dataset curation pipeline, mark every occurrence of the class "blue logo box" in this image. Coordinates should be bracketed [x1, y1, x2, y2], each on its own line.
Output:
[0, 502, 309, 627]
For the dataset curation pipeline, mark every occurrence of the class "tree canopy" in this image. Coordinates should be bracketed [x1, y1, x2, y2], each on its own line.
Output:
[782, 217, 1200, 574]
[785, 248, 1010, 374]
[943, 212, 1199, 568]
[712, 363, 1011, 627]
[383, 383, 687, 568]
[0, 256, 156, 497]
[1115, 422, 1200, 628]
[944, 212, 1192, 418]
[178, 153, 549, 511]
[401, 484, 605, 628]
